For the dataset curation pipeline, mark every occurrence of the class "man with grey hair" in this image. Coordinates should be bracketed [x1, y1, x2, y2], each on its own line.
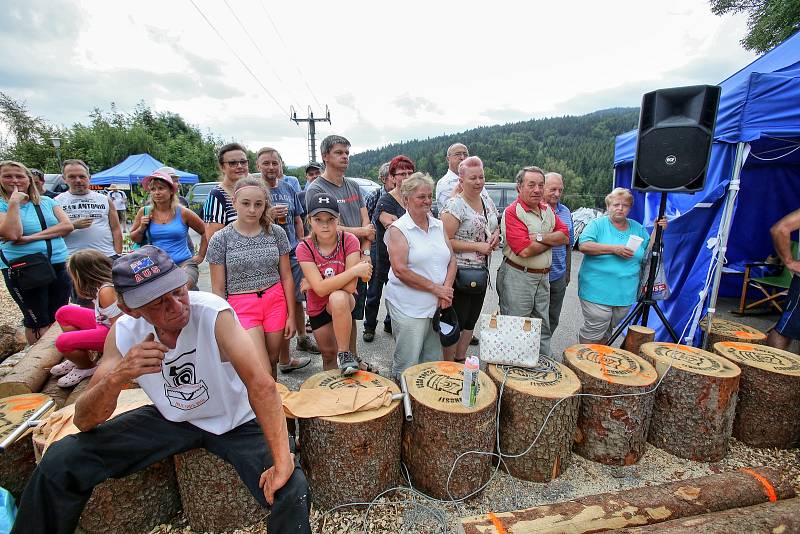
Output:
[363, 162, 396, 341]
[544, 172, 574, 343]
[498, 166, 570, 358]
[435, 143, 469, 209]
[305, 135, 376, 370]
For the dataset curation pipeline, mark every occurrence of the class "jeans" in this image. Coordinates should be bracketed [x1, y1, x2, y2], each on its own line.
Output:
[386, 300, 442, 380]
[364, 272, 391, 331]
[496, 261, 552, 357]
[548, 275, 568, 337]
[11, 405, 311, 534]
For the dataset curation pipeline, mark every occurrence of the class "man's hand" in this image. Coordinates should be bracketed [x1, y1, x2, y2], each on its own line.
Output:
[259, 453, 296, 505]
[73, 217, 93, 229]
[364, 223, 376, 242]
[113, 333, 167, 381]
[614, 245, 635, 259]
[787, 260, 800, 276]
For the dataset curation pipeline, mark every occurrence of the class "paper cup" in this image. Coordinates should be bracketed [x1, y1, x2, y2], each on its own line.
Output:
[626, 235, 644, 252]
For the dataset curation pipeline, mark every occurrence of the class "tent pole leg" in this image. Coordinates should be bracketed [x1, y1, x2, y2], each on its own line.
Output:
[701, 142, 747, 350]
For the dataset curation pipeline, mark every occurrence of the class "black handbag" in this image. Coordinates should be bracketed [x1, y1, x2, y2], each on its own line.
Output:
[0, 203, 56, 290]
[454, 266, 489, 293]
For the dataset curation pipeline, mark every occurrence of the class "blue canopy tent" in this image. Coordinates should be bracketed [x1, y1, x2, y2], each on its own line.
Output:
[91, 154, 199, 186]
[613, 32, 800, 345]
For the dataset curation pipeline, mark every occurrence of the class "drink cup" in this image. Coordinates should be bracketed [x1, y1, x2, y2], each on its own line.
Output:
[626, 235, 644, 253]
[275, 203, 288, 225]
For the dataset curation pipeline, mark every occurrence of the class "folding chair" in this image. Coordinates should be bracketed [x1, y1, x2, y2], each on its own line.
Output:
[737, 242, 798, 314]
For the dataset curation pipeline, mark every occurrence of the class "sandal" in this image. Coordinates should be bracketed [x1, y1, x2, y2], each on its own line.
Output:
[57, 366, 96, 388]
[355, 355, 379, 375]
[50, 359, 77, 377]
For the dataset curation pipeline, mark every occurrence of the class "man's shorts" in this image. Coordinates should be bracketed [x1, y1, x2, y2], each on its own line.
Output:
[289, 252, 305, 303]
[775, 275, 800, 340]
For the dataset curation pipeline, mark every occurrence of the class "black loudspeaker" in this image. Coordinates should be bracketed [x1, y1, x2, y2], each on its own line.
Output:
[632, 84, 721, 192]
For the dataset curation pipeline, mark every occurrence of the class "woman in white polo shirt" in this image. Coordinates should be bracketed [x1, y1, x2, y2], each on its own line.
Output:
[384, 173, 457, 379]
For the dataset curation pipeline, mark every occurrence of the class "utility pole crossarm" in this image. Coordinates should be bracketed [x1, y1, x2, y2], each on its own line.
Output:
[291, 105, 331, 163]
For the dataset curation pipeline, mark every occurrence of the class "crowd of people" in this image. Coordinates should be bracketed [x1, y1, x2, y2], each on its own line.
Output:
[6, 133, 800, 534]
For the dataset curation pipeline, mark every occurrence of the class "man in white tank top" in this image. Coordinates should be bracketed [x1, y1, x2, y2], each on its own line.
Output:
[12, 246, 311, 534]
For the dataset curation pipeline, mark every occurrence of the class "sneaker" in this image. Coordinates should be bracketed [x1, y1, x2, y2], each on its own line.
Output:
[50, 359, 76, 377]
[337, 351, 359, 375]
[57, 366, 96, 388]
[296, 336, 320, 354]
[362, 328, 375, 342]
[470, 335, 479, 346]
[278, 356, 312, 374]
[383, 322, 392, 334]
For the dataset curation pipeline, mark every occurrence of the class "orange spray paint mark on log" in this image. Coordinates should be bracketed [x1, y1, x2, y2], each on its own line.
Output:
[740, 468, 778, 502]
[733, 331, 761, 339]
[487, 512, 508, 534]
[437, 362, 460, 375]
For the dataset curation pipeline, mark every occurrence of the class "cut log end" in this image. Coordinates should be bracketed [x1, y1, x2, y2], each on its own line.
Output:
[701, 316, 767, 345]
[300, 369, 400, 422]
[640, 342, 741, 379]
[404, 360, 497, 413]
[564, 344, 658, 387]
[0, 325, 64, 399]
[487, 359, 581, 399]
[622, 325, 656, 355]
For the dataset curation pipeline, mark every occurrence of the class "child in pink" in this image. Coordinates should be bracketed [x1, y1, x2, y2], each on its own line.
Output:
[51, 250, 122, 387]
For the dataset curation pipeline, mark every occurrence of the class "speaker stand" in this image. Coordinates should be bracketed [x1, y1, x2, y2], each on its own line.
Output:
[608, 193, 679, 345]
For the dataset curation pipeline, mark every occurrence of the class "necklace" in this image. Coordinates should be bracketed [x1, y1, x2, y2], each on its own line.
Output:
[314, 232, 340, 260]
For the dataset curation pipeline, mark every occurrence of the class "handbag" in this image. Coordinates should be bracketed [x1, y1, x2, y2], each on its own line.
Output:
[131, 205, 151, 250]
[478, 311, 541, 368]
[0, 203, 56, 290]
[454, 266, 489, 293]
[637, 244, 671, 301]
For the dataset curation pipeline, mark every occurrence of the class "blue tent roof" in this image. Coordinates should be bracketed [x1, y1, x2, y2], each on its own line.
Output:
[612, 32, 800, 344]
[91, 154, 199, 185]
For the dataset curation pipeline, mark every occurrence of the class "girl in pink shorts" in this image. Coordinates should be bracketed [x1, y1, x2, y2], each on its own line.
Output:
[52, 250, 122, 387]
[207, 177, 300, 378]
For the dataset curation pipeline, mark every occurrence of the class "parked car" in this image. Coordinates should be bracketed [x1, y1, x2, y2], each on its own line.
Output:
[349, 177, 381, 200]
[187, 181, 220, 218]
[484, 182, 517, 216]
[44, 174, 68, 194]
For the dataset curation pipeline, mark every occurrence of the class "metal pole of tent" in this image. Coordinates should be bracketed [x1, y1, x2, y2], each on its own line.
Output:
[701, 142, 747, 350]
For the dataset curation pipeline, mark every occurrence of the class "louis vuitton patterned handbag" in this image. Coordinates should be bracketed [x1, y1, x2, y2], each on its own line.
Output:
[478, 311, 541, 368]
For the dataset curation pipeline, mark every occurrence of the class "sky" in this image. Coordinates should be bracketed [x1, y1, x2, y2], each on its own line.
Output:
[1, 0, 758, 165]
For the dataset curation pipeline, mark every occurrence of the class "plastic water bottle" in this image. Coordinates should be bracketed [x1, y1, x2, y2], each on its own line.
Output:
[462, 356, 480, 407]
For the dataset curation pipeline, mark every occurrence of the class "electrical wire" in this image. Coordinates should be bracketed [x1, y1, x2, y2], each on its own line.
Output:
[187, 0, 286, 116]
[256, 0, 324, 110]
[749, 143, 800, 161]
[220, 0, 302, 110]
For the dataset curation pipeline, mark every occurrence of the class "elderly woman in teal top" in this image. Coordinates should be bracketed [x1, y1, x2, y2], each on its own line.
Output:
[577, 187, 666, 344]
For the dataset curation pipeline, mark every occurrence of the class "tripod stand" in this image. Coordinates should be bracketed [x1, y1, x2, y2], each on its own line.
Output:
[608, 193, 679, 344]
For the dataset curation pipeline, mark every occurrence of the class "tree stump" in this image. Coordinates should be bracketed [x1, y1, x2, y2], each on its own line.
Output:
[622, 325, 655, 355]
[402, 361, 497, 500]
[639, 342, 740, 461]
[459, 466, 795, 534]
[563, 344, 657, 466]
[174, 447, 265, 532]
[700, 316, 766, 346]
[275, 382, 296, 439]
[614, 497, 800, 534]
[0, 324, 63, 398]
[713, 341, 800, 448]
[0, 324, 26, 361]
[78, 458, 181, 534]
[0, 393, 54, 499]
[487, 360, 581, 482]
[298, 370, 402, 511]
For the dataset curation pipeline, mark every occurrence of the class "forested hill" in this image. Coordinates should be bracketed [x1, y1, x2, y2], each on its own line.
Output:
[348, 108, 639, 209]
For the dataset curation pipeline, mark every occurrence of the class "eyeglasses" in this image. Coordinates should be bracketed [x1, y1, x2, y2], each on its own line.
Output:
[224, 159, 249, 167]
[393, 171, 414, 178]
[449, 152, 468, 158]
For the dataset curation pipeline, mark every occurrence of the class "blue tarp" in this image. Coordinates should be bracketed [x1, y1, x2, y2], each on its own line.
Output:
[613, 31, 800, 344]
[91, 154, 199, 185]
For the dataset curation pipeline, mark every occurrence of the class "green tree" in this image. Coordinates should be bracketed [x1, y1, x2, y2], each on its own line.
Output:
[710, 0, 800, 53]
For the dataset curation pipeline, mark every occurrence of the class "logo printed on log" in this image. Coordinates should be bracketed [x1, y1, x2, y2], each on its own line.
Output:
[498, 360, 562, 386]
[576, 347, 639, 377]
[652, 346, 721, 372]
[415, 367, 478, 404]
[720, 344, 800, 372]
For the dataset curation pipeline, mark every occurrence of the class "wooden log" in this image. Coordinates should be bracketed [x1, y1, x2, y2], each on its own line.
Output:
[487, 360, 581, 482]
[0, 393, 54, 499]
[275, 382, 296, 439]
[174, 447, 265, 532]
[563, 344, 657, 466]
[65, 377, 92, 406]
[0, 324, 26, 360]
[713, 341, 800, 448]
[402, 361, 497, 500]
[614, 496, 800, 533]
[639, 342, 740, 462]
[298, 370, 402, 510]
[458, 466, 796, 534]
[39, 375, 74, 409]
[0, 324, 63, 398]
[700, 316, 766, 346]
[622, 325, 655, 355]
[79, 458, 181, 534]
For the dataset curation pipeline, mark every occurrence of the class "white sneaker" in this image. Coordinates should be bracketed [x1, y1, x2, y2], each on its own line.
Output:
[57, 366, 96, 388]
[50, 359, 76, 377]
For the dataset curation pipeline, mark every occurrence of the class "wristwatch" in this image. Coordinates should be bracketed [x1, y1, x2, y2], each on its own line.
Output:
[362, 249, 371, 257]
[535, 233, 543, 242]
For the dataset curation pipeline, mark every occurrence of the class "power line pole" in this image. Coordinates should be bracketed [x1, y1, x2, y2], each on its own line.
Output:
[291, 106, 330, 163]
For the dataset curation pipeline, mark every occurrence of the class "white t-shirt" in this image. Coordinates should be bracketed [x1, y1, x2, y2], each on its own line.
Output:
[109, 190, 127, 211]
[114, 291, 255, 435]
[435, 169, 491, 210]
[384, 213, 451, 318]
[56, 190, 116, 256]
